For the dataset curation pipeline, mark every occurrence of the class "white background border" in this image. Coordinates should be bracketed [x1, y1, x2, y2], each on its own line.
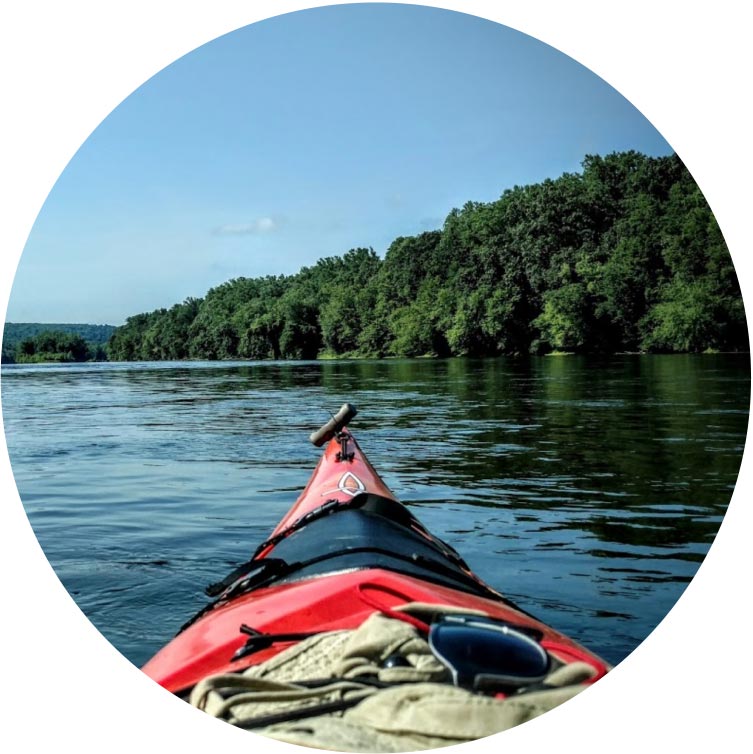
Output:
[1, 2, 750, 752]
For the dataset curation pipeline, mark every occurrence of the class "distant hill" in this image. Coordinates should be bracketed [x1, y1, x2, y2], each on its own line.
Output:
[2, 323, 116, 362]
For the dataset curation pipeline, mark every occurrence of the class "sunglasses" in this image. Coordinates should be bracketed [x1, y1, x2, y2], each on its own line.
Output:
[428, 614, 551, 692]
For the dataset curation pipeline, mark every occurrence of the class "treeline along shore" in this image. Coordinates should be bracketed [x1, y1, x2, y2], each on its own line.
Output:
[108, 152, 746, 361]
[7, 151, 748, 365]
[2, 323, 114, 364]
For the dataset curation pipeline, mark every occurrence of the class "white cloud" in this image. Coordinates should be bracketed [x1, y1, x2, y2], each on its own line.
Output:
[214, 217, 279, 236]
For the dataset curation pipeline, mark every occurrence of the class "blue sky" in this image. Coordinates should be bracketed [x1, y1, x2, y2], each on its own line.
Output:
[7, 3, 672, 325]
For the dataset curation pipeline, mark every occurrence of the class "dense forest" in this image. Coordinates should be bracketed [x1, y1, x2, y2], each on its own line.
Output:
[105, 151, 744, 361]
[2, 323, 115, 363]
[6, 330, 107, 364]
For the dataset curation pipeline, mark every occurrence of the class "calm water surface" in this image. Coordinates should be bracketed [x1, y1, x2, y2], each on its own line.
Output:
[1, 356, 749, 668]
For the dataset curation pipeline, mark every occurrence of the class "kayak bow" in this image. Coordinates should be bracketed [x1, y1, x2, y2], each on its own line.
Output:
[143, 404, 607, 699]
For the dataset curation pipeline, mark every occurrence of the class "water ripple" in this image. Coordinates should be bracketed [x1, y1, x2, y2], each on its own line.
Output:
[1, 354, 748, 667]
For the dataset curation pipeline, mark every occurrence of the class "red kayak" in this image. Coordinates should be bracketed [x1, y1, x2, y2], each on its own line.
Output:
[143, 404, 607, 698]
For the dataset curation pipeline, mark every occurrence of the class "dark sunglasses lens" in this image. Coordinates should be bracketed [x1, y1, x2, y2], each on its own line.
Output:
[430, 622, 549, 689]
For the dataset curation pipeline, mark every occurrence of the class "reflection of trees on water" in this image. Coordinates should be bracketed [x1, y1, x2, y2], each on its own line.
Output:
[321, 355, 747, 558]
[31, 354, 745, 557]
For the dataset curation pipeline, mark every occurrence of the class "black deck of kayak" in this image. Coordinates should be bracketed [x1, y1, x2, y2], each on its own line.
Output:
[267, 507, 492, 592]
[181, 496, 508, 635]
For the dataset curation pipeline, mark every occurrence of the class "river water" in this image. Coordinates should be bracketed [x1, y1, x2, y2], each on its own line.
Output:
[1, 355, 749, 668]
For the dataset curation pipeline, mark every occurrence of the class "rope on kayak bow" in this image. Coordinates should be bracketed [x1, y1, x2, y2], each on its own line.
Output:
[250, 498, 343, 561]
[177, 559, 292, 634]
[204, 558, 289, 598]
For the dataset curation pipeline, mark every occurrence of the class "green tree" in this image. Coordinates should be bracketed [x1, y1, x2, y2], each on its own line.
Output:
[104, 151, 746, 361]
[15, 330, 92, 363]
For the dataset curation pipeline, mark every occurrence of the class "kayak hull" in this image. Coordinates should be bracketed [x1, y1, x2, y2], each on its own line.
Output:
[142, 427, 607, 693]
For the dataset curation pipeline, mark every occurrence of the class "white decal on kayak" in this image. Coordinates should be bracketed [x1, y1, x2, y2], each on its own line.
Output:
[339, 471, 365, 496]
[321, 471, 366, 497]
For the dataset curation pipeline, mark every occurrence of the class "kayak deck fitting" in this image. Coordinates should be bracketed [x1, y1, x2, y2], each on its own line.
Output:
[142, 404, 608, 747]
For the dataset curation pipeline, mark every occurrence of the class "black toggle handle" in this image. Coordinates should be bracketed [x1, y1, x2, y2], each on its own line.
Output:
[309, 403, 358, 447]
